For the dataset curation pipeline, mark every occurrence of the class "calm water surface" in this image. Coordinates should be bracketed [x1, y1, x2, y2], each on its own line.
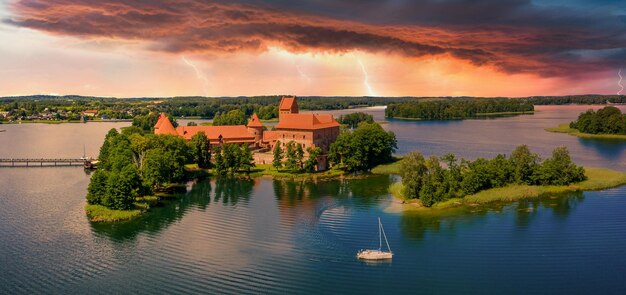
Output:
[1, 105, 625, 294]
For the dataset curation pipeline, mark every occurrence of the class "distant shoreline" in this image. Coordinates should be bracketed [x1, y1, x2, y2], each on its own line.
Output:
[387, 111, 535, 121]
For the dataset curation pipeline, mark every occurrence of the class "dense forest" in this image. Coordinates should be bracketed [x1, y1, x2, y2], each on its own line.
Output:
[570, 106, 626, 134]
[385, 98, 534, 120]
[399, 145, 586, 207]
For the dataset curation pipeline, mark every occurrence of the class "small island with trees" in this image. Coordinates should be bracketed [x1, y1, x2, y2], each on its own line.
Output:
[546, 106, 626, 140]
[377, 145, 626, 210]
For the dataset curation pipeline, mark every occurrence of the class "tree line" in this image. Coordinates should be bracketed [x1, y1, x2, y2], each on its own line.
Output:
[337, 112, 374, 128]
[385, 98, 534, 120]
[570, 106, 626, 134]
[399, 145, 586, 207]
[272, 141, 322, 172]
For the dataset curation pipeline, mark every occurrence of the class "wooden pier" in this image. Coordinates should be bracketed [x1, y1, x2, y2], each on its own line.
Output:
[0, 158, 95, 167]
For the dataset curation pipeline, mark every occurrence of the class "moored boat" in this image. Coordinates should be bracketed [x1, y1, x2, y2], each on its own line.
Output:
[357, 218, 393, 260]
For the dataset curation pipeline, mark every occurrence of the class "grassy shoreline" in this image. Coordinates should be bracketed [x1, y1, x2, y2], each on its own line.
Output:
[388, 167, 626, 212]
[545, 123, 626, 140]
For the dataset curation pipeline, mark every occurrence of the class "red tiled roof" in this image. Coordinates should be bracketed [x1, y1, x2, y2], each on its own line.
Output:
[176, 125, 255, 142]
[248, 113, 263, 128]
[279, 96, 296, 110]
[154, 113, 178, 136]
[83, 110, 98, 114]
[262, 130, 278, 142]
[275, 113, 340, 130]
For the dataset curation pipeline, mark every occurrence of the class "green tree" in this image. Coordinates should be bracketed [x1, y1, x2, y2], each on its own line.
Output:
[285, 141, 299, 171]
[535, 146, 586, 185]
[213, 110, 247, 126]
[304, 147, 322, 172]
[273, 141, 284, 170]
[295, 143, 304, 170]
[328, 122, 397, 172]
[103, 164, 141, 210]
[190, 131, 211, 168]
[86, 170, 109, 205]
[240, 145, 255, 173]
[510, 145, 539, 184]
[213, 145, 226, 175]
[399, 151, 427, 199]
[142, 148, 170, 190]
[187, 121, 198, 126]
[337, 112, 374, 128]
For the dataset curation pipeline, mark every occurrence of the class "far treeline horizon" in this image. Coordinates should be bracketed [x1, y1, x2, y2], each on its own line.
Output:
[1, 94, 624, 122]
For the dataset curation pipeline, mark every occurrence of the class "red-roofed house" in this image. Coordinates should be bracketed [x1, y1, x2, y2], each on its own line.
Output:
[82, 110, 98, 117]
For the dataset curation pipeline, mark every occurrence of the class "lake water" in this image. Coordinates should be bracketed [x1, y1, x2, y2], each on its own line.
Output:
[1, 105, 625, 294]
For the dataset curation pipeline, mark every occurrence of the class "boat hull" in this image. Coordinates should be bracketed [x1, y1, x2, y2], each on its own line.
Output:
[357, 250, 393, 260]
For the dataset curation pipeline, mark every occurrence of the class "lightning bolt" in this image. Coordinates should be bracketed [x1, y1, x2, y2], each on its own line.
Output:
[181, 56, 209, 96]
[357, 58, 376, 97]
[618, 68, 624, 96]
[296, 65, 311, 86]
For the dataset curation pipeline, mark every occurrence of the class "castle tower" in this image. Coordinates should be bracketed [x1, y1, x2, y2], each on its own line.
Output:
[278, 96, 298, 118]
[247, 113, 264, 142]
[154, 113, 178, 136]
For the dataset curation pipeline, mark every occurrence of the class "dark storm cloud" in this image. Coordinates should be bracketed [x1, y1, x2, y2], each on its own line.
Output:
[5, 0, 626, 77]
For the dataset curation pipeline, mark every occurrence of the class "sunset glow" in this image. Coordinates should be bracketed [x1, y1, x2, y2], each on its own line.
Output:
[1, 0, 625, 97]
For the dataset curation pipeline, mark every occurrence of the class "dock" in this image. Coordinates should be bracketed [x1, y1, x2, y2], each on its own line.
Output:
[0, 158, 97, 168]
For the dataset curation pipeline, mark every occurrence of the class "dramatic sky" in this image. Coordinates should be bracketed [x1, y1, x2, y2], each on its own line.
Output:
[1, 0, 625, 97]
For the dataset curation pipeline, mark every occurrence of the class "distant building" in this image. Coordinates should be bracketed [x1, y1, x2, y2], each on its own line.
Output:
[82, 110, 98, 117]
[154, 96, 340, 170]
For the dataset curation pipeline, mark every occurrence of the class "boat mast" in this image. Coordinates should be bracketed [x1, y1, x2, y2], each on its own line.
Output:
[378, 217, 382, 251]
[380, 218, 391, 252]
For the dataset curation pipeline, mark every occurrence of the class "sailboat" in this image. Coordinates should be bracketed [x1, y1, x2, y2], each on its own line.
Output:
[357, 218, 393, 260]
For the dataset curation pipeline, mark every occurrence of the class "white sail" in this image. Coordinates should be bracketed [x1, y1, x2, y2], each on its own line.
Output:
[357, 218, 393, 260]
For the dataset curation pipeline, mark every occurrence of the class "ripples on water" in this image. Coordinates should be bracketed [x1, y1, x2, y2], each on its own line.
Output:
[1, 105, 626, 294]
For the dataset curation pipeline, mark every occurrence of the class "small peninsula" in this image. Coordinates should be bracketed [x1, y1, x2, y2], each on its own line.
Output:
[546, 106, 626, 140]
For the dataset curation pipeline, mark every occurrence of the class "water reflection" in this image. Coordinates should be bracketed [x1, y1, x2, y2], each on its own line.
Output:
[399, 192, 585, 240]
[214, 177, 254, 205]
[577, 138, 626, 161]
[89, 179, 214, 241]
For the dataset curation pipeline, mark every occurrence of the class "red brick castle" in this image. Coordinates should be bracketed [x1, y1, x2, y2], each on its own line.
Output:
[154, 96, 340, 170]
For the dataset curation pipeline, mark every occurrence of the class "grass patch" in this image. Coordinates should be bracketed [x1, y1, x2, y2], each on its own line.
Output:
[200, 122, 213, 126]
[391, 167, 626, 211]
[85, 204, 143, 222]
[388, 182, 405, 200]
[546, 123, 626, 140]
[371, 157, 402, 174]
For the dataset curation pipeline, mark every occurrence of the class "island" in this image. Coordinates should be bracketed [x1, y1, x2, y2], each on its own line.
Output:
[375, 145, 626, 211]
[385, 98, 534, 120]
[546, 106, 626, 139]
[86, 96, 398, 222]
